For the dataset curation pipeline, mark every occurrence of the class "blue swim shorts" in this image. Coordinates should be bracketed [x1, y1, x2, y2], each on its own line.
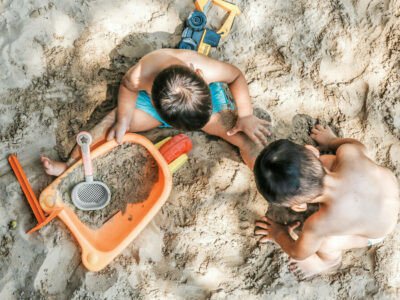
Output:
[135, 82, 235, 128]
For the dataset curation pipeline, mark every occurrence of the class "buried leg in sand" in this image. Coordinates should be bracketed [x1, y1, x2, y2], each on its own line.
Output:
[253, 125, 399, 279]
[41, 109, 117, 176]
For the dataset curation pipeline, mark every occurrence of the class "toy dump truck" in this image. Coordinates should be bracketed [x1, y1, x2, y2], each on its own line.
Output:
[178, 0, 240, 56]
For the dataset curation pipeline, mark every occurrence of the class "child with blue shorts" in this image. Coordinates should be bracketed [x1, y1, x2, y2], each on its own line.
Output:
[135, 82, 235, 128]
[41, 49, 271, 176]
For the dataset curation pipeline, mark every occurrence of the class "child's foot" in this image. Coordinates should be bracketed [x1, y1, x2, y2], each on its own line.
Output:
[40, 155, 67, 176]
[288, 254, 341, 280]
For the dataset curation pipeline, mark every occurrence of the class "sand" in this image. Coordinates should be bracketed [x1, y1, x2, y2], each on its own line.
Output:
[59, 143, 159, 229]
[0, 0, 400, 299]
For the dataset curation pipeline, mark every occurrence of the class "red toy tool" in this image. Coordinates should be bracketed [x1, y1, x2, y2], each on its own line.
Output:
[158, 134, 193, 164]
[8, 155, 62, 234]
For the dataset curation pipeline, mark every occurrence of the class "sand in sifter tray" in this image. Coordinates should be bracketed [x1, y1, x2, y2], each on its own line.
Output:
[58, 143, 159, 230]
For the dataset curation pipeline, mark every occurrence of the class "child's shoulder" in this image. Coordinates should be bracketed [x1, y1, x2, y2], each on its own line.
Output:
[335, 143, 368, 164]
[336, 143, 361, 155]
[146, 48, 195, 58]
[141, 48, 174, 60]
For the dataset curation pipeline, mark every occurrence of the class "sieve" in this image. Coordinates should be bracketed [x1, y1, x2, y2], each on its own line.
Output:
[71, 132, 111, 210]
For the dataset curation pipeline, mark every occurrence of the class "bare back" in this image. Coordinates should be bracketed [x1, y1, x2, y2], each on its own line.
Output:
[254, 128, 400, 277]
[123, 49, 241, 94]
[312, 144, 399, 239]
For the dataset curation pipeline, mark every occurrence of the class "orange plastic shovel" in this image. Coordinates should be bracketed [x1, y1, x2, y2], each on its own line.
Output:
[8, 155, 62, 234]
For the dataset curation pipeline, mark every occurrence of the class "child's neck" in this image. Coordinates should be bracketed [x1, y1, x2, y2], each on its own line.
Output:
[315, 172, 341, 206]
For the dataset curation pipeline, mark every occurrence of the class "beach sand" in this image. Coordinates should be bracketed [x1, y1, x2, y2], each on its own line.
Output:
[0, 0, 399, 299]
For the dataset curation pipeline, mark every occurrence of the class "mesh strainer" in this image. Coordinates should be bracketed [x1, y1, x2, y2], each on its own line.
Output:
[71, 132, 111, 210]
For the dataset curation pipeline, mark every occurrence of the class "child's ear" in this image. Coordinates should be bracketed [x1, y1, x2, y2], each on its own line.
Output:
[290, 203, 308, 212]
[195, 68, 205, 79]
[305, 145, 320, 158]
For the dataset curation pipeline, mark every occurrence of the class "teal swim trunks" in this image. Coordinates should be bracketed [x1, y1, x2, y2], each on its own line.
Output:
[135, 82, 235, 128]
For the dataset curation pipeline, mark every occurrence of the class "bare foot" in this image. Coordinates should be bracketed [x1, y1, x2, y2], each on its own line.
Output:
[40, 155, 68, 176]
[288, 254, 341, 280]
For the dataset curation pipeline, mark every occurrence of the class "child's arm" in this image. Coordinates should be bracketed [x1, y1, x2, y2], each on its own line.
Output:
[106, 81, 139, 143]
[107, 50, 179, 142]
[192, 54, 271, 146]
[107, 61, 151, 143]
[255, 215, 325, 260]
[310, 125, 367, 153]
[225, 68, 271, 146]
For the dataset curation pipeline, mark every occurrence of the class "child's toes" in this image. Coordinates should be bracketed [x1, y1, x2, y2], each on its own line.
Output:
[42, 158, 51, 169]
[288, 263, 298, 272]
[296, 271, 306, 280]
[291, 266, 304, 278]
[41, 155, 51, 164]
[293, 270, 301, 277]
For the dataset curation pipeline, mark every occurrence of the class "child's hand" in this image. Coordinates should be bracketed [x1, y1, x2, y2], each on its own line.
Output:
[227, 115, 270, 146]
[310, 124, 337, 151]
[255, 217, 300, 243]
[107, 120, 129, 144]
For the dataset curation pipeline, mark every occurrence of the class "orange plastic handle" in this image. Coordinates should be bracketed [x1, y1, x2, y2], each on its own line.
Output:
[8, 155, 45, 223]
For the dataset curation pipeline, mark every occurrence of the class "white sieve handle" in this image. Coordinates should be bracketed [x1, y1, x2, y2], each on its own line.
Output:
[76, 132, 94, 179]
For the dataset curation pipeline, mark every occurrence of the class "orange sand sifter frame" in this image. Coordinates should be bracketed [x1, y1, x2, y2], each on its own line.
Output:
[39, 133, 188, 271]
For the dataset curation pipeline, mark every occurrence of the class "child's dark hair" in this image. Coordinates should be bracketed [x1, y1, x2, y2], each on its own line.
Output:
[254, 139, 326, 206]
[151, 65, 212, 130]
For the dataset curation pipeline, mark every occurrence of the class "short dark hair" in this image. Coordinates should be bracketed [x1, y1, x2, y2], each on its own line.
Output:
[151, 65, 212, 130]
[254, 139, 326, 206]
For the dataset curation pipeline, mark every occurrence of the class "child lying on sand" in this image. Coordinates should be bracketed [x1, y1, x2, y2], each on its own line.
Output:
[254, 125, 399, 279]
[41, 49, 270, 175]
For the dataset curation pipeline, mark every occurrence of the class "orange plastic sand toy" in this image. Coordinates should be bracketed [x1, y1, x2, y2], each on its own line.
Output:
[39, 133, 192, 271]
[8, 155, 62, 234]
